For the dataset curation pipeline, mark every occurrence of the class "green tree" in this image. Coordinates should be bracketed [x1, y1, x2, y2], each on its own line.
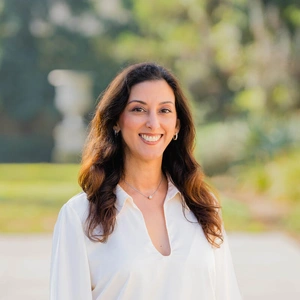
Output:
[112, 0, 300, 121]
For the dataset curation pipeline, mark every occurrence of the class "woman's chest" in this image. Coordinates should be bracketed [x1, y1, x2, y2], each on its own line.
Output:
[86, 201, 215, 287]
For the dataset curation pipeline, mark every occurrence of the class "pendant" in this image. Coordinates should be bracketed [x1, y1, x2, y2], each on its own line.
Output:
[148, 195, 153, 199]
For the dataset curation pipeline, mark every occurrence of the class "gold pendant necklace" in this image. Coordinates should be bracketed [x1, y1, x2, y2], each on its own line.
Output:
[124, 177, 163, 199]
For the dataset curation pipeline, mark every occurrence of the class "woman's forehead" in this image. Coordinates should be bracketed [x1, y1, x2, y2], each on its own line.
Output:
[128, 80, 175, 103]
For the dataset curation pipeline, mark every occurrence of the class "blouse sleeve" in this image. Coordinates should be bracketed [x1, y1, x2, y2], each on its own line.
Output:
[214, 230, 242, 300]
[50, 204, 92, 300]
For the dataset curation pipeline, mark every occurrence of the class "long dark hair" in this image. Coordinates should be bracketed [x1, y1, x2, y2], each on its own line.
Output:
[79, 62, 223, 247]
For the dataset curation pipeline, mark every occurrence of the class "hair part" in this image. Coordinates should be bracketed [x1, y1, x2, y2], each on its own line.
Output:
[78, 62, 223, 247]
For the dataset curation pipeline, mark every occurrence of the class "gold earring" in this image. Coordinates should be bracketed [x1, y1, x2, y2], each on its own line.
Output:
[173, 132, 178, 140]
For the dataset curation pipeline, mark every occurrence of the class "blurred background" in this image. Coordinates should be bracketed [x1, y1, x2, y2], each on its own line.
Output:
[0, 0, 300, 299]
[0, 0, 299, 237]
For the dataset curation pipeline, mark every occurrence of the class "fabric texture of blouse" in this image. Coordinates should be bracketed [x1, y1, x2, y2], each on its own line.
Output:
[50, 180, 242, 300]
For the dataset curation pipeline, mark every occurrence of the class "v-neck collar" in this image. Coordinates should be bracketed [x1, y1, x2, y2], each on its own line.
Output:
[115, 178, 182, 214]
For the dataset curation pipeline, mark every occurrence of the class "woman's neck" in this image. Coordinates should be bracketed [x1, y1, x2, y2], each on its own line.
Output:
[122, 157, 164, 191]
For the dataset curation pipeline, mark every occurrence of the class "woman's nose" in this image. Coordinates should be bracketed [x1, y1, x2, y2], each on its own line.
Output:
[146, 112, 160, 130]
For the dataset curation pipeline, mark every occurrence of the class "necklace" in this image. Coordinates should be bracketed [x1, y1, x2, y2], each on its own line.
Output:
[124, 177, 163, 199]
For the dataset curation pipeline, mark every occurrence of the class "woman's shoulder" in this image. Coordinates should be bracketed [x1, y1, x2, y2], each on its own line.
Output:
[61, 192, 90, 223]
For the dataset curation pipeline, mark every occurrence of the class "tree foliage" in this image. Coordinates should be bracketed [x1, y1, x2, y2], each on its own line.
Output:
[0, 0, 299, 165]
[113, 0, 300, 120]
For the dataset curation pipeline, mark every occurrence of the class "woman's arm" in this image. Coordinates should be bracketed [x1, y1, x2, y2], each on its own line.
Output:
[50, 203, 92, 300]
[214, 230, 242, 300]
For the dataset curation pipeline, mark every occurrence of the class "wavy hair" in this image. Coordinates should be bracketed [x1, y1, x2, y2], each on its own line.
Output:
[79, 62, 223, 247]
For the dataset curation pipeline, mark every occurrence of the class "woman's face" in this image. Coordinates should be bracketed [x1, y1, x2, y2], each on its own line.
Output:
[115, 80, 180, 163]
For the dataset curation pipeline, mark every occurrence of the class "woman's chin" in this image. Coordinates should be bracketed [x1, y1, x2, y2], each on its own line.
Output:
[133, 152, 164, 163]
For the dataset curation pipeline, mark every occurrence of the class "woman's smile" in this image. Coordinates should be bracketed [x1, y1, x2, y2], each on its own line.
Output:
[115, 80, 180, 162]
[139, 133, 163, 143]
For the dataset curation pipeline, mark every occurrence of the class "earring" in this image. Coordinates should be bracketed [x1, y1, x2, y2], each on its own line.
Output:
[173, 132, 178, 140]
[114, 129, 119, 136]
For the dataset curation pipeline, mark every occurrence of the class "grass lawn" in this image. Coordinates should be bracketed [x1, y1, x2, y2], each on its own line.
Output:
[0, 163, 264, 233]
[0, 164, 81, 233]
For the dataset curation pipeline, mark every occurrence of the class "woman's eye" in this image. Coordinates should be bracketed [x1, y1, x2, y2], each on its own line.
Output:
[132, 107, 146, 112]
[161, 108, 171, 113]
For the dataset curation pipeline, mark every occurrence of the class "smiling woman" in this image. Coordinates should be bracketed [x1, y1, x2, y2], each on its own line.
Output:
[50, 62, 241, 300]
[114, 80, 180, 163]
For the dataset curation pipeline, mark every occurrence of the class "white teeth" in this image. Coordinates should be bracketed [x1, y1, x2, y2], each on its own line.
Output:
[140, 134, 161, 142]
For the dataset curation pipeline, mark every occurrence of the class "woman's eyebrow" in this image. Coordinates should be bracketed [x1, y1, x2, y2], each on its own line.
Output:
[127, 100, 175, 105]
[160, 101, 175, 105]
[127, 100, 146, 105]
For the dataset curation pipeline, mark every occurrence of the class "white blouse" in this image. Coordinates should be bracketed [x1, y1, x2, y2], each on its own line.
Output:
[50, 180, 242, 300]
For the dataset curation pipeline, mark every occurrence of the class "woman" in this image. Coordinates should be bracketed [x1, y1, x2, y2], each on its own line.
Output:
[50, 62, 241, 299]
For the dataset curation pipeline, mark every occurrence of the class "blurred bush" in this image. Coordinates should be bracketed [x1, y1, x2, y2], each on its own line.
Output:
[238, 150, 300, 203]
[196, 120, 248, 174]
[196, 114, 300, 175]
[0, 135, 54, 162]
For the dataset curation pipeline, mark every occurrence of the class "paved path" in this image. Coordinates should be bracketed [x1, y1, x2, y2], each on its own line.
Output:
[0, 232, 300, 299]
[229, 232, 300, 300]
